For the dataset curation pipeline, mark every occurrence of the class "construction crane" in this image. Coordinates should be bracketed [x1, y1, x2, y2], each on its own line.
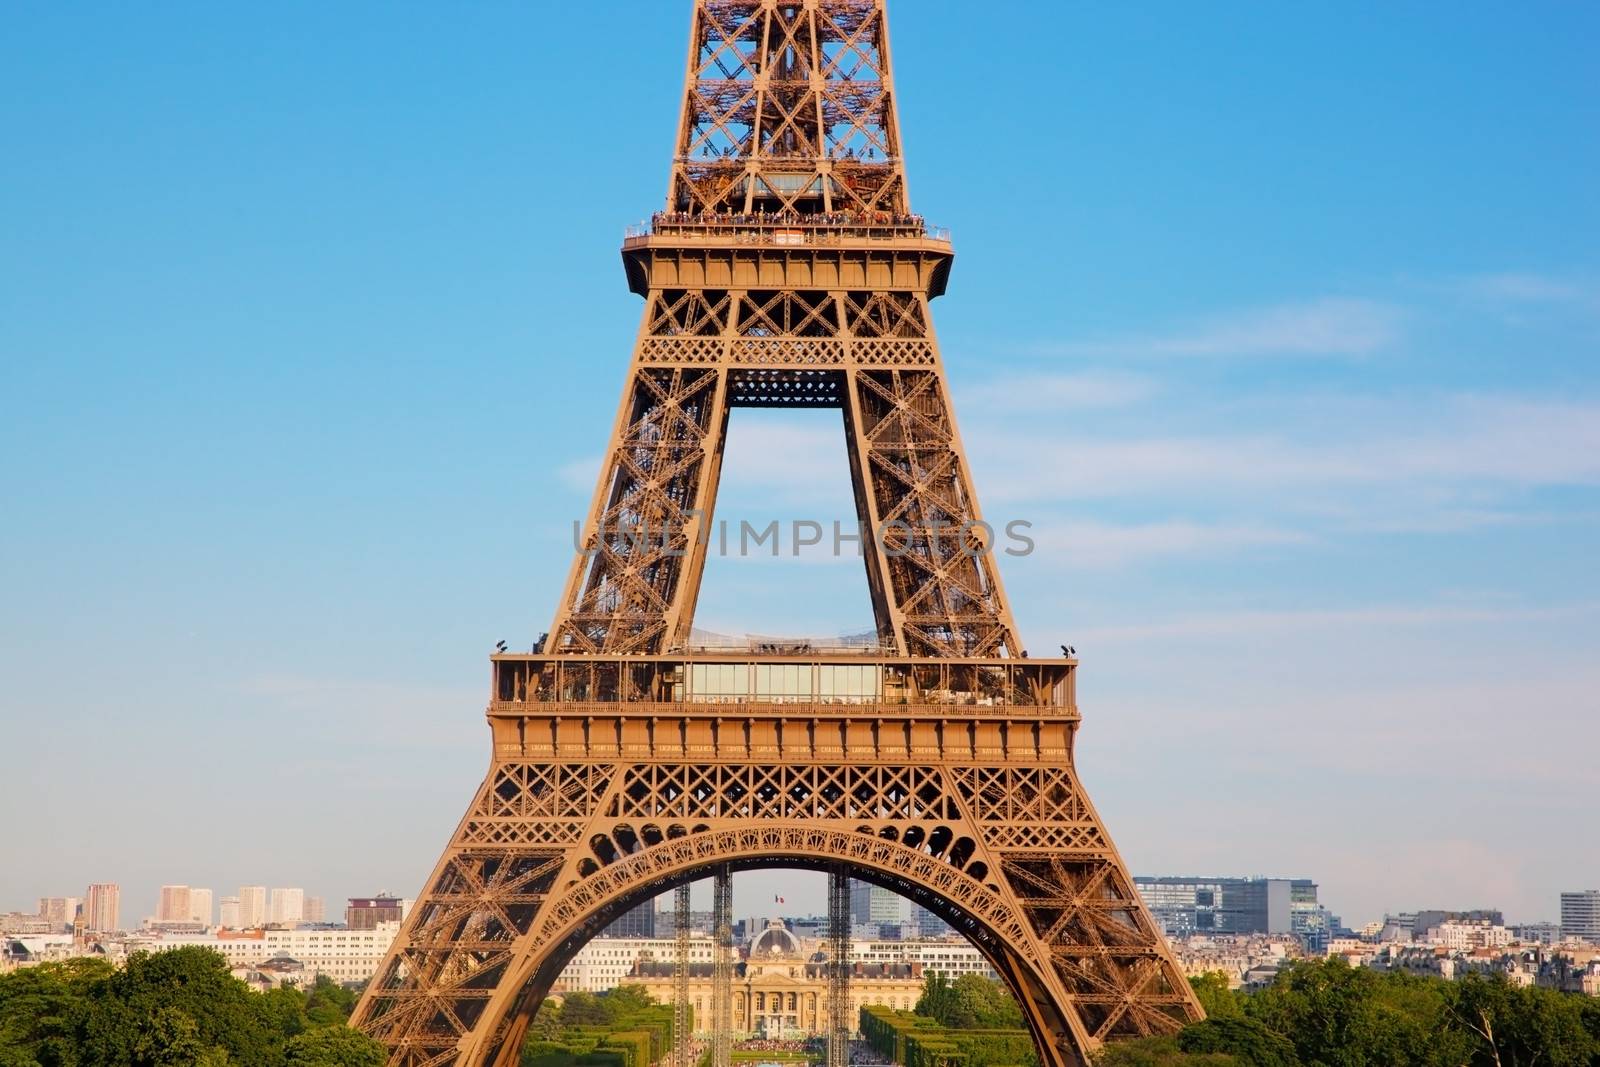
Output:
[712, 867, 734, 1067]
[827, 869, 852, 1067]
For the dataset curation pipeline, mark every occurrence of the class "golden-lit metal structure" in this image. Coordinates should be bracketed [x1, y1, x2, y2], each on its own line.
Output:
[351, 3, 1202, 1065]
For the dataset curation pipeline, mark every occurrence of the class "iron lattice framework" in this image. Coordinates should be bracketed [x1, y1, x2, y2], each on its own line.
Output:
[351, 3, 1203, 1066]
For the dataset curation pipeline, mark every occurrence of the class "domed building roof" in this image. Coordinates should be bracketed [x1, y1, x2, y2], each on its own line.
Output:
[749, 920, 802, 957]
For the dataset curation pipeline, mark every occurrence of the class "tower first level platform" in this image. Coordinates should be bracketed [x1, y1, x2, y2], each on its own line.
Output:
[488, 651, 1078, 762]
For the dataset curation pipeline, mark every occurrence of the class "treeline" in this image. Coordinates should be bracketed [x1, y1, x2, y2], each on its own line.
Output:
[915, 973, 1025, 1031]
[0, 947, 387, 1066]
[520, 986, 683, 1067]
[861, 974, 1039, 1067]
[1099, 960, 1600, 1067]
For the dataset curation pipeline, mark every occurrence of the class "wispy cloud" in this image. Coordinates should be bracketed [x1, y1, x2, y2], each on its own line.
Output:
[1036, 298, 1404, 359]
[558, 455, 601, 494]
[1026, 519, 1311, 568]
[976, 397, 1600, 503]
[960, 371, 1156, 413]
[1457, 272, 1600, 310]
[1082, 600, 1600, 642]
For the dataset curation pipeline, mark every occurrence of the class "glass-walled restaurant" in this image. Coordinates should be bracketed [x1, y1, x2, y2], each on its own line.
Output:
[494, 656, 1075, 710]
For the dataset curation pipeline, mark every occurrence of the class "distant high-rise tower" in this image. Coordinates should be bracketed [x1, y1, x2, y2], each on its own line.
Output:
[348, 895, 407, 931]
[305, 896, 326, 924]
[84, 883, 119, 933]
[269, 887, 305, 925]
[850, 880, 907, 929]
[238, 886, 268, 927]
[157, 885, 192, 923]
[189, 888, 214, 926]
[911, 904, 952, 939]
[38, 897, 81, 931]
[603, 898, 659, 939]
[1561, 890, 1600, 943]
[219, 896, 242, 929]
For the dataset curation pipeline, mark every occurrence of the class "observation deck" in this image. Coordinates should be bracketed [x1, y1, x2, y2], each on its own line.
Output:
[624, 212, 951, 249]
[486, 653, 1079, 765]
[621, 212, 955, 297]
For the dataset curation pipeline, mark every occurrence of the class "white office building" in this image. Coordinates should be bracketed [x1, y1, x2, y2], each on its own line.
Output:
[189, 889, 213, 927]
[1561, 891, 1600, 943]
[269, 888, 305, 926]
[238, 887, 268, 928]
[852, 939, 997, 980]
[556, 937, 716, 993]
[134, 922, 401, 986]
[850, 881, 908, 929]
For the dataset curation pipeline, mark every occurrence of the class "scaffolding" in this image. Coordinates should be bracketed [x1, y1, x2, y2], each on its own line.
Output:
[673, 883, 693, 1067]
[827, 869, 852, 1067]
[712, 866, 734, 1067]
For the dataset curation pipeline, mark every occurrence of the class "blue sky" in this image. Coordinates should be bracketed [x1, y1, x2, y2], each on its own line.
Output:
[2, 2, 1597, 930]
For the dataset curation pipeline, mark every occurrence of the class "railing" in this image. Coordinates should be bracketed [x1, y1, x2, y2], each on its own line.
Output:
[489, 699, 1079, 720]
[491, 654, 1076, 711]
[625, 213, 951, 247]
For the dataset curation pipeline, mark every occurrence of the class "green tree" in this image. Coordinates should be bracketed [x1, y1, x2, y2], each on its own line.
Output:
[1177, 1017, 1298, 1067]
[283, 1026, 389, 1067]
[1581, 995, 1600, 1047]
[259, 985, 311, 1040]
[560, 991, 608, 1026]
[304, 976, 359, 1028]
[1442, 973, 1597, 1066]
[915, 972, 955, 1025]
[526, 998, 565, 1041]
[915, 973, 1022, 1029]
[604, 985, 654, 1018]
[128, 1006, 219, 1065]
[1094, 1036, 1237, 1066]
[0, 1046, 43, 1067]
[0, 956, 115, 1064]
[1186, 973, 1240, 1020]
[71, 947, 282, 1067]
[1241, 959, 1472, 1067]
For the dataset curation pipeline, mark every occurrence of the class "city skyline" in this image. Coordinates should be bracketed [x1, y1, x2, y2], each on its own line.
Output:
[2, 1, 1597, 929]
[11, 872, 1598, 936]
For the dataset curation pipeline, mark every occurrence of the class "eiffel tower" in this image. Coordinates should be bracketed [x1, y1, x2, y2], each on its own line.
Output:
[351, 3, 1203, 1065]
